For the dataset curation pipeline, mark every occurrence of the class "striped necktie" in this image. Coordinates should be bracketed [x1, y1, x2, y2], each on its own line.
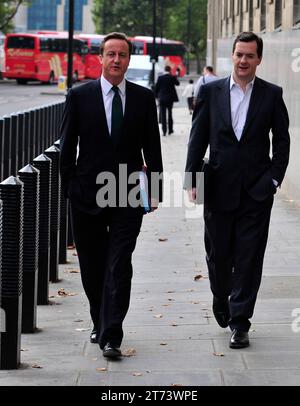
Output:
[111, 86, 123, 145]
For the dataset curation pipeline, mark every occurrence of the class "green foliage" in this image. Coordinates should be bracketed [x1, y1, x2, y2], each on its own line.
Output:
[0, 0, 26, 33]
[92, 0, 207, 59]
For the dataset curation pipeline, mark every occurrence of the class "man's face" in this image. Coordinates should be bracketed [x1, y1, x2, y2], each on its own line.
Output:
[232, 40, 262, 83]
[100, 39, 130, 85]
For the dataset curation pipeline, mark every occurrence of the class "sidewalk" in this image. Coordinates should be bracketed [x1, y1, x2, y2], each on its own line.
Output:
[1, 104, 300, 387]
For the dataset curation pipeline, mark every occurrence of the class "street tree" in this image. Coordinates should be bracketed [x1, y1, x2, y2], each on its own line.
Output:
[0, 0, 26, 33]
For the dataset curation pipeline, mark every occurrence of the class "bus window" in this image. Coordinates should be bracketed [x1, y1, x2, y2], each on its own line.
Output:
[7, 36, 35, 49]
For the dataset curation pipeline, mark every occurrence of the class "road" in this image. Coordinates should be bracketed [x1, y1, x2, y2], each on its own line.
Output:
[0, 77, 189, 118]
[0, 79, 67, 117]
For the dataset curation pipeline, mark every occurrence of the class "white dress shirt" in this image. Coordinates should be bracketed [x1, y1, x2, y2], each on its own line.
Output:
[100, 75, 126, 135]
[230, 74, 255, 141]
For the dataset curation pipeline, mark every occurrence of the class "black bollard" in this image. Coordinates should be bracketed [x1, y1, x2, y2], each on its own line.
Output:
[0, 118, 3, 181]
[45, 145, 60, 282]
[54, 139, 68, 264]
[44, 146, 60, 282]
[2, 116, 11, 180]
[32, 154, 51, 305]
[0, 177, 23, 370]
[18, 165, 40, 333]
[10, 114, 19, 176]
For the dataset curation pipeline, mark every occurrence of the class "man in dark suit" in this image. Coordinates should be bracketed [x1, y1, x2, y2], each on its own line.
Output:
[155, 65, 179, 136]
[60, 32, 163, 358]
[184, 32, 290, 348]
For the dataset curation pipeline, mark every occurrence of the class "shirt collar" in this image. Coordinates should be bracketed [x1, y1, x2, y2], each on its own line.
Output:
[101, 75, 126, 96]
[230, 74, 255, 91]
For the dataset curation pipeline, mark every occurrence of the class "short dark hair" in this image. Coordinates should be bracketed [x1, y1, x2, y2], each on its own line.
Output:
[205, 66, 214, 73]
[232, 32, 263, 58]
[100, 32, 132, 55]
[165, 65, 171, 72]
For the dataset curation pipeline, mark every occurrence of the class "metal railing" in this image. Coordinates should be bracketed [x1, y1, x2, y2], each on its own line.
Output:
[0, 101, 68, 369]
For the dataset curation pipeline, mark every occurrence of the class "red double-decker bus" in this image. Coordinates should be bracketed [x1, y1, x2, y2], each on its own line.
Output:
[77, 34, 104, 79]
[3, 32, 87, 84]
[131, 36, 186, 77]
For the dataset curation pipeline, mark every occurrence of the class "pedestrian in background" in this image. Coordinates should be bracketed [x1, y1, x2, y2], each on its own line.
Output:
[155, 65, 179, 136]
[182, 79, 195, 114]
[60, 32, 163, 359]
[184, 32, 290, 349]
[193, 66, 218, 102]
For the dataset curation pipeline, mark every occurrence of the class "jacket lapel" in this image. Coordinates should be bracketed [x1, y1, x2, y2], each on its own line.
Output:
[218, 77, 236, 140]
[93, 78, 110, 137]
[123, 80, 135, 129]
[241, 77, 265, 138]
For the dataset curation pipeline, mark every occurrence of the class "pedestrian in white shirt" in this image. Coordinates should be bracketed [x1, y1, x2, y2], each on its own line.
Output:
[182, 79, 195, 114]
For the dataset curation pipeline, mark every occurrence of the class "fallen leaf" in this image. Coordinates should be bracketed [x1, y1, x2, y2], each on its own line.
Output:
[186, 289, 196, 292]
[213, 352, 225, 357]
[160, 342, 168, 346]
[21, 348, 29, 352]
[194, 274, 203, 281]
[166, 290, 175, 293]
[154, 314, 163, 318]
[158, 238, 168, 242]
[162, 304, 171, 307]
[96, 367, 107, 372]
[75, 328, 90, 332]
[31, 364, 42, 369]
[132, 372, 143, 377]
[171, 383, 183, 387]
[73, 319, 84, 322]
[171, 322, 178, 327]
[122, 348, 137, 357]
[191, 301, 200, 304]
[67, 244, 76, 249]
[64, 268, 80, 274]
[57, 288, 78, 297]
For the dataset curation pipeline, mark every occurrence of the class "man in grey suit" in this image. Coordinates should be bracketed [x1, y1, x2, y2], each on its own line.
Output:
[185, 32, 290, 348]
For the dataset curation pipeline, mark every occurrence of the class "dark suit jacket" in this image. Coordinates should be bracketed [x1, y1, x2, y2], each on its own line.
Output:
[60, 78, 163, 214]
[185, 76, 290, 211]
[155, 73, 179, 104]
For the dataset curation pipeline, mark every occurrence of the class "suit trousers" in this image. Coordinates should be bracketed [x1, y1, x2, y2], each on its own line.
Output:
[70, 204, 143, 348]
[159, 101, 174, 134]
[204, 189, 274, 331]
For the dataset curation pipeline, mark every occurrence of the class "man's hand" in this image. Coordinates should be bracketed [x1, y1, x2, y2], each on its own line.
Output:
[150, 198, 159, 212]
[187, 188, 197, 203]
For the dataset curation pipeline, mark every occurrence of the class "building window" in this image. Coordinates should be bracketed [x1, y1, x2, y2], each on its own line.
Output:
[294, 0, 300, 25]
[275, 0, 282, 28]
[27, 0, 62, 31]
[239, 0, 243, 32]
[260, 0, 266, 31]
[249, 0, 253, 31]
[64, 0, 88, 31]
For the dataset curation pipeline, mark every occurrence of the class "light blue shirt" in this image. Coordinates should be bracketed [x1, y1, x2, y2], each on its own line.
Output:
[230, 74, 255, 141]
[100, 75, 126, 135]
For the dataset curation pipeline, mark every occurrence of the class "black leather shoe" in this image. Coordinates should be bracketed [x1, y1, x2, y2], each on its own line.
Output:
[212, 296, 230, 328]
[229, 329, 249, 349]
[90, 329, 98, 344]
[102, 343, 121, 358]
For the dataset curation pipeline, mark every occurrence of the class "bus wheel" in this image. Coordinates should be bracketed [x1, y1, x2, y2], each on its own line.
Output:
[72, 71, 78, 83]
[16, 79, 28, 84]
